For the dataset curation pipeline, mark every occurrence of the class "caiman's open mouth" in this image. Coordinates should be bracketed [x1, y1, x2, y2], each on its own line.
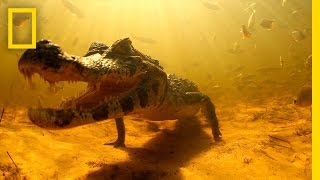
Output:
[18, 63, 143, 110]
[59, 77, 142, 109]
[17, 39, 148, 110]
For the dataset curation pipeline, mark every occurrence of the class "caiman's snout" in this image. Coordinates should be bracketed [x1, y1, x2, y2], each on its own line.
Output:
[18, 39, 82, 83]
[18, 39, 64, 70]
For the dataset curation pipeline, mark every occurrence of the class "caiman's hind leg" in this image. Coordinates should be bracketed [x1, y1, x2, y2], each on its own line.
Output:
[104, 117, 126, 147]
[185, 92, 222, 141]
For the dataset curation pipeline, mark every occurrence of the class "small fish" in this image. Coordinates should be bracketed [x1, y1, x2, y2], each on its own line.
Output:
[260, 79, 277, 85]
[294, 85, 312, 107]
[305, 55, 312, 69]
[240, 24, 251, 39]
[200, 0, 221, 11]
[212, 84, 222, 89]
[247, 10, 256, 29]
[230, 65, 245, 73]
[279, 56, 284, 67]
[72, 37, 79, 46]
[290, 10, 300, 17]
[291, 30, 305, 42]
[131, 35, 157, 44]
[61, 0, 85, 18]
[282, 0, 287, 7]
[244, 2, 256, 12]
[260, 19, 275, 30]
[211, 33, 217, 41]
[13, 14, 30, 27]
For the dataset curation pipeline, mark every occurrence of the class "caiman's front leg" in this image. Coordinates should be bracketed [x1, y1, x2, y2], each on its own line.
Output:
[104, 117, 126, 147]
[185, 92, 222, 141]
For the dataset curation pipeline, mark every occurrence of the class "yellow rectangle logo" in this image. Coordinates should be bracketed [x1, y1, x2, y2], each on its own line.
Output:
[8, 8, 36, 49]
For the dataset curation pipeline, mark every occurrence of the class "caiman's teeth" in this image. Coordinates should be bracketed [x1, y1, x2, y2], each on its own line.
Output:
[26, 76, 33, 88]
[49, 81, 56, 87]
[61, 96, 66, 103]
[37, 95, 44, 108]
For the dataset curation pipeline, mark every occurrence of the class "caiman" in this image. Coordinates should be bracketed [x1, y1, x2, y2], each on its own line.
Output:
[18, 38, 222, 147]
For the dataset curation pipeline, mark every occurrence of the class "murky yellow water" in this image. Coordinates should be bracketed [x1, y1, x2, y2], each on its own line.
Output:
[0, 0, 312, 179]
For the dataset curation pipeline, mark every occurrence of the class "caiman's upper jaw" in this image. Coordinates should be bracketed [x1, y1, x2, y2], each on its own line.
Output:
[19, 61, 85, 84]
[18, 39, 85, 84]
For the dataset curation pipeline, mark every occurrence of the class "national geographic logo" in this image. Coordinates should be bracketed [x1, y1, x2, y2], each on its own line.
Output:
[7, 8, 36, 49]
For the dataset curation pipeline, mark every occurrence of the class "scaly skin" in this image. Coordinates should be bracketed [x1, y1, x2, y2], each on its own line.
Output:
[18, 38, 222, 147]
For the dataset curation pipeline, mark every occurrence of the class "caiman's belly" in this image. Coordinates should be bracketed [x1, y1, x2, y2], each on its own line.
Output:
[137, 104, 201, 121]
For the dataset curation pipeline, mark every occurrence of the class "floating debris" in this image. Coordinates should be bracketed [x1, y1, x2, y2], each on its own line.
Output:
[235, 73, 256, 82]
[61, 0, 85, 18]
[256, 67, 282, 73]
[0, 107, 4, 123]
[232, 42, 240, 53]
[200, 0, 221, 11]
[228, 42, 243, 54]
[291, 30, 305, 42]
[247, 10, 256, 29]
[303, 27, 312, 36]
[131, 35, 157, 44]
[240, 24, 251, 39]
[7, 151, 19, 173]
[13, 14, 30, 27]
[294, 85, 312, 107]
[260, 19, 274, 30]
[48, 83, 64, 94]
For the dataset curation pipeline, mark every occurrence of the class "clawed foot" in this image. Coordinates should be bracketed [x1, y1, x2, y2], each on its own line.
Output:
[104, 139, 125, 148]
[213, 131, 222, 142]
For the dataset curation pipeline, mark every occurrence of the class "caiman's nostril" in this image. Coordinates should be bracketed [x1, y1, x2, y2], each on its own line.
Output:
[37, 39, 52, 44]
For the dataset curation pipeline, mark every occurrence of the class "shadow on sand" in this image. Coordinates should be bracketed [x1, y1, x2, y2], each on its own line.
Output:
[86, 117, 221, 179]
